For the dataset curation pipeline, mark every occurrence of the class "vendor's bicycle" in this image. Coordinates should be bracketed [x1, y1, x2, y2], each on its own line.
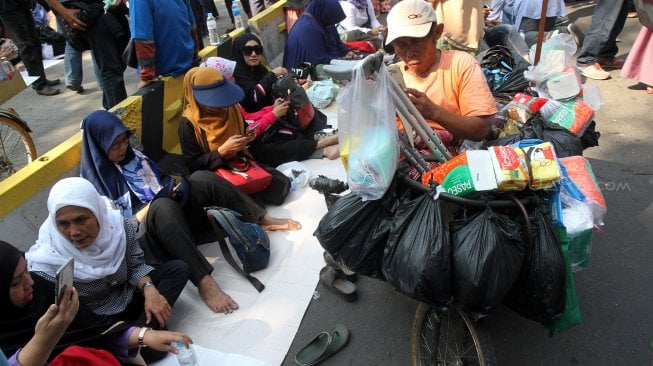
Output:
[0, 108, 37, 180]
[322, 52, 534, 366]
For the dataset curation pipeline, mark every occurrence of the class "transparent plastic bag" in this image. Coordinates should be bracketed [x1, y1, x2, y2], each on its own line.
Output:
[525, 33, 580, 100]
[276, 161, 310, 190]
[340, 62, 399, 201]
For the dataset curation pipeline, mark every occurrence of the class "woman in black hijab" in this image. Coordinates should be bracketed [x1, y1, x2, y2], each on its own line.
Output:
[232, 33, 289, 113]
[0, 240, 191, 363]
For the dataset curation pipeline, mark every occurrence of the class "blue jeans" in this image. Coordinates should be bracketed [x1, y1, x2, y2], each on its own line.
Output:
[63, 42, 102, 88]
[576, 0, 629, 66]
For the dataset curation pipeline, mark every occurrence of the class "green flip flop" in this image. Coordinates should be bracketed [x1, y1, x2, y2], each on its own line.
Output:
[294, 323, 350, 366]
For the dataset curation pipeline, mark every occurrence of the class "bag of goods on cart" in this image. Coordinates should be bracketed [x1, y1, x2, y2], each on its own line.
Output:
[338, 62, 399, 201]
[540, 97, 595, 136]
[382, 191, 452, 306]
[421, 150, 497, 196]
[543, 227, 582, 334]
[513, 140, 562, 190]
[494, 93, 549, 137]
[314, 182, 402, 278]
[479, 45, 531, 104]
[524, 33, 580, 101]
[504, 199, 567, 324]
[451, 206, 526, 319]
[558, 156, 606, 226]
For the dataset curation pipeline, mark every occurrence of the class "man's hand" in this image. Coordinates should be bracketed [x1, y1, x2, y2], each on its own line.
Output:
[405, 87, 441, 122]
[62, 7, 88, 31]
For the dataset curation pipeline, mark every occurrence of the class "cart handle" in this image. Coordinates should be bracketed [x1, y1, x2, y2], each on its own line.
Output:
[322, 51, 385, 81]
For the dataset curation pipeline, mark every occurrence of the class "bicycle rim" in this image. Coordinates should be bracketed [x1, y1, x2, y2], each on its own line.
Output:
[411, 302, 492, 366]
[0, 116, 37, 180]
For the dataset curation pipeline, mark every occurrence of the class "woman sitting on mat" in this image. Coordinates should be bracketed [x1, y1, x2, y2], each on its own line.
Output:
[1, 240, 192, 364]
[179, 67, 336, 191]
[24, 177, 192, 362]
[80, 110, 299, 314]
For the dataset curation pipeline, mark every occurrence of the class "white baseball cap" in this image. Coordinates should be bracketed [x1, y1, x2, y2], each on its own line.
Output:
[385, 0, 438, 45]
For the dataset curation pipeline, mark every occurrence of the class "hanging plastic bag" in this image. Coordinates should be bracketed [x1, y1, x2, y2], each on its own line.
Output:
[382, 191, 452, 306]
[504, 200, 566, 324]
[314, 181, 401, 278]
[340, 62, 399, 201]
[450, 206, 526, 318]
[543, 226, 582, 334]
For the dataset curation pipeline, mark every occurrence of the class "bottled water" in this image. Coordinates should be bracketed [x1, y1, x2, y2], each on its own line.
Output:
[232, 3, 246, 30]
[206, 13, 219, 45]
[174, 342, 198, 366]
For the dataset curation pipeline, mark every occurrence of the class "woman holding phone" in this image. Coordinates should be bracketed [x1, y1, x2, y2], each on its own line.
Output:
[80, 110, 301, 314]
[1, 240, 192, 364]
[25, 177, 192, 362]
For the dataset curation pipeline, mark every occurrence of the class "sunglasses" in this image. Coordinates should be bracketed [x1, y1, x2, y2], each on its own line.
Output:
[242, 45, 263, 56]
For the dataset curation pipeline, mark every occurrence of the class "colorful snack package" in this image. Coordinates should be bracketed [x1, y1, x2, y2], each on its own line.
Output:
[521, 142, 562, 190]
[546, 97, 595, 136]
[558, 156, 606, 226]
[439, 151, 497, 196]
[488, 145, 529, 191]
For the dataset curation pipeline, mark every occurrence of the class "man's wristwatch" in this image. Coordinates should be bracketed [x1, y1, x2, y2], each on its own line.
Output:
[138, 327, 151, 348]
[140, 280, 154, 292]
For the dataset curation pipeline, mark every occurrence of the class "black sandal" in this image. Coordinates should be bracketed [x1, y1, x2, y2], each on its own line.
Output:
[319, 266, 357, 302]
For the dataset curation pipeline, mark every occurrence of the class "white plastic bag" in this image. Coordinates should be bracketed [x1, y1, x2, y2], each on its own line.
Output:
[307, 79, 339, 109]
[339, 62, 399, 201]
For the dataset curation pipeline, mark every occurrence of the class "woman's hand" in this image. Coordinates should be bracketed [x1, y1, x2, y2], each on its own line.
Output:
[272, 66, 288, 78]
[368, 27, 385, 36]
[143, 285, 172, 327]
[144, 330, 193, 353]
[61, 7, 88, 31]
[273, 98, 290, 118]
[216, 135, 250, 160]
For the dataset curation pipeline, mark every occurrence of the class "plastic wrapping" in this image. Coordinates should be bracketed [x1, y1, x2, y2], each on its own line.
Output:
[525, 33, 581, 100]
[340, 63, 399, 201]
[276, 161, 310, 190]
[450, 206, 526, 318]
[504, 202, 566, 323]
[314, 183, 401, 278]
[382, 192, 452, 306]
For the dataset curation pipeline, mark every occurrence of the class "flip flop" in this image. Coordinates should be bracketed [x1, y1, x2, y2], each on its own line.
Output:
[319, 266, 357, 302]
[294, 323, 350, 366]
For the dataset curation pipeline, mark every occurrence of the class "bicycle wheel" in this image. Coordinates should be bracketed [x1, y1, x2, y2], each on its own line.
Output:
[0, 115, 37, 180]
[411, 302, 496, 366]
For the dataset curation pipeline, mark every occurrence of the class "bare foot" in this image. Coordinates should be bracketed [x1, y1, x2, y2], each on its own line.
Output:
[323, 145, 340, 160]
[261, 214, 302, 231]
[198, 275, 239, 314]
[316, 135, 339, 149]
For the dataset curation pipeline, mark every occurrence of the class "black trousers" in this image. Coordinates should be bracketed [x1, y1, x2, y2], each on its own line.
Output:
[0, 7, 48, 89]
[84, 4, 129, 109]
[140, 170, 267, 285]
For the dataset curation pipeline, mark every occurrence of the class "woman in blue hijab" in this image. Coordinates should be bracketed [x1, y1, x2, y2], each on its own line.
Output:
[283, 0, 355, 69]
[79, 110, 298, 314]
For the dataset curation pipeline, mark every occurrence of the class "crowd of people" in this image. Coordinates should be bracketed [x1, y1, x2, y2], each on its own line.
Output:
[1, 0, 651, 363]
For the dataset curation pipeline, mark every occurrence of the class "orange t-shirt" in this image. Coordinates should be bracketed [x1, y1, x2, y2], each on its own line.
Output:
[399, 49, 497, 131]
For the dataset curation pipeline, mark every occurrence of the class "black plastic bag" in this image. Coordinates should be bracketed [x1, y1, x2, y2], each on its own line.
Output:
[504, 201, 566, 323]
[314, 182, 399, 278]
[485, 114, 584, 157]
[382, 192, 452, 306]
[451, 206, 526, 318]
[479, 45, 530, 104]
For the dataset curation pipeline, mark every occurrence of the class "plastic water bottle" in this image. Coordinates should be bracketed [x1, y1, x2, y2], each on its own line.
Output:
[174, 342, 198, 366]
[232, 2, 246, 30]
[234, 0, 249, 22]
[207, 13, 219, 45]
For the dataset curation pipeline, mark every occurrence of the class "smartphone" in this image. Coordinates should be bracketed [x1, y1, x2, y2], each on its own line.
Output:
[55, 257, 74, 305]
[246, 122, 259, 136]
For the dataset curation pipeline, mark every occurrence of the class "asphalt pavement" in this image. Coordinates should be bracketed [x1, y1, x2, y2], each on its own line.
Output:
[2, 1, 653, 365]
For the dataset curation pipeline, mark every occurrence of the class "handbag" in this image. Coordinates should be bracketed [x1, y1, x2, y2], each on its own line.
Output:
[215, 155, 273, 194]
[58, 2, 94, 51]
[207, 207, 270, 292]
[122, 38, 138, 68]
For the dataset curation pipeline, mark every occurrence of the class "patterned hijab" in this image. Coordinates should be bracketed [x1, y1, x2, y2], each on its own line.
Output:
[182, 67, 246, 153]
[80, 110, 166, 217]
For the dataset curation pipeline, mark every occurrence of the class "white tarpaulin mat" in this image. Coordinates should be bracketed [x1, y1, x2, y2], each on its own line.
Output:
[152, 103, 345, 366]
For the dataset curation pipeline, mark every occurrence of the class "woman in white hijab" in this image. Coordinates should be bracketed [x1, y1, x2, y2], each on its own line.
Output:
[26, 177, 190, 358]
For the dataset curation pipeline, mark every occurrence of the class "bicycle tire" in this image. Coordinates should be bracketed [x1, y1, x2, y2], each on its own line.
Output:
[411, 302, 496, 366]
[0, 115, 37, 180]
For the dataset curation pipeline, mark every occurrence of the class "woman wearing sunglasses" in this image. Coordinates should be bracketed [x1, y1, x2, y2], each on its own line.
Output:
[232, 33, 288, 113]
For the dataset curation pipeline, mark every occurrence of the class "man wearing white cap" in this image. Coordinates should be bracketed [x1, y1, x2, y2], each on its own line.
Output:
[386, 0, 497, 158]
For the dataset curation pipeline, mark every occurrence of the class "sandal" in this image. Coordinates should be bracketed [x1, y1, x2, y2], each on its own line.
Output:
[323, 252, 358, 282]
[647, 86, 653, 94]
[294, 323, 350, 366]
[319, 266, 357, 302]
